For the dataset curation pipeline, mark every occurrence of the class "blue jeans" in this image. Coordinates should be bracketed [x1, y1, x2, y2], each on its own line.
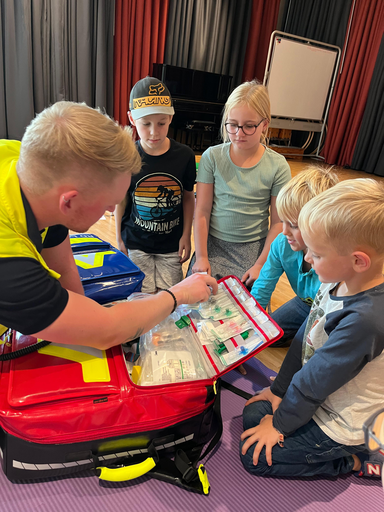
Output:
[271, 295, 310, 346]
[239, 401, 365, 477]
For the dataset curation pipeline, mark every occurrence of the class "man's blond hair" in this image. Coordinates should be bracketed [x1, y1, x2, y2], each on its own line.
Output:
[221, 81, 271, 144]
[18, 101, 142, 194]
[299, 178, 384, 255]
[276, 165, 339, 224]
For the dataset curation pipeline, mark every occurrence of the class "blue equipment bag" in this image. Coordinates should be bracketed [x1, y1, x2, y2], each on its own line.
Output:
[69, 233, 111, 253]
[70, 234, 145, 304]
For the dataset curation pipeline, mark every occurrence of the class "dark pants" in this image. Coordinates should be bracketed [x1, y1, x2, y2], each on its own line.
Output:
[270, 295, 310, 347]
[239, 400, 365, 477]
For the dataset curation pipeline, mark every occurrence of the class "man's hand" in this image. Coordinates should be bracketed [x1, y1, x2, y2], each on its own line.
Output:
[241, 415, 280, 466]
[241, 263, 263, 288]
[178, 235, 191, 264]
[245, 386, 282, 413]
[192, 257, 211, 275]
[170, 273, 217, 305]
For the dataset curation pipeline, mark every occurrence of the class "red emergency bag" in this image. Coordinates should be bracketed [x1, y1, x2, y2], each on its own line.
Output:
[0, 276, 282, 494]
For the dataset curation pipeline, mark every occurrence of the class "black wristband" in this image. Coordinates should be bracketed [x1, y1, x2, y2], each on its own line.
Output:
[163, 289, 178, 313]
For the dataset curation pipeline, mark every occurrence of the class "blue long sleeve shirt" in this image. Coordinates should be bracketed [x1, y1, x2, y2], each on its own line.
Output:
[251, 233, 320, 309]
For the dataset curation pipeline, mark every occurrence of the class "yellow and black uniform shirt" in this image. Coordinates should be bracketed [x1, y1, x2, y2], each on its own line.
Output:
[0, 140, 69, 336]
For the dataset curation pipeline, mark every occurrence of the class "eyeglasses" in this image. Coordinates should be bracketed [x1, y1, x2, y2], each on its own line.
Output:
[363, 408, 384, 453]
[224, 119, 265, 136]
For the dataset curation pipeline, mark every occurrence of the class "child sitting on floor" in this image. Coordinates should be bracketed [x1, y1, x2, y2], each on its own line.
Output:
[240, 178, 384, 478]
[251, 166, 338, 347]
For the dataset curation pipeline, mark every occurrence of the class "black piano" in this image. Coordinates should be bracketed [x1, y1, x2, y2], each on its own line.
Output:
[152, 64, 232, 153]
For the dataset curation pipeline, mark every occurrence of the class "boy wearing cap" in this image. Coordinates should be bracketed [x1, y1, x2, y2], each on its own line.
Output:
[115, 77, 196, 293]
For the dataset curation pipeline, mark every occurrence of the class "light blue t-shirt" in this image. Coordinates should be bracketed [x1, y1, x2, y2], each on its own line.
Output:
[197, 143, 291, 243]
[251, 233, 320, 309]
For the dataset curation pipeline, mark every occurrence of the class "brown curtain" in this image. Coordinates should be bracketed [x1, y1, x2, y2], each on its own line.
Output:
[113, 0, 170, 126]
[241, 0, 281, 83]
[322, 0, 384, 166]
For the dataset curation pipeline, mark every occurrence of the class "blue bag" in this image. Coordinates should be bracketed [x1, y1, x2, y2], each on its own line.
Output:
[70, 234, 145, 304]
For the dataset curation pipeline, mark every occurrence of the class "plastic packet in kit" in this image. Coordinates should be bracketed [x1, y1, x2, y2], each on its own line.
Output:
[137, 313, 208, 385]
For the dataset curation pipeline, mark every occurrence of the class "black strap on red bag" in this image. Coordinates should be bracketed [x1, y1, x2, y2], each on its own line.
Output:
[149, 379, 224, 495]
[95, 378, 251, 495]
[166, 379, 253, 494]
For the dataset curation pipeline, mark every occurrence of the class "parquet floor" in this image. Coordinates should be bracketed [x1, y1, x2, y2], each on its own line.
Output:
[77, 158, 384, 372]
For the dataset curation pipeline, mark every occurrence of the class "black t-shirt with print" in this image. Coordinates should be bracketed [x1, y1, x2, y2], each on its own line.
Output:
[121, 139, 196, 254]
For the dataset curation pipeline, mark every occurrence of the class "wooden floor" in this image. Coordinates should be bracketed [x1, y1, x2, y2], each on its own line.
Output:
[80, 158, 384, 373]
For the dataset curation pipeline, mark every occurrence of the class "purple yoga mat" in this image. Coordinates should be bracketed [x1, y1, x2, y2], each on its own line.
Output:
[0, 358, 382, 512]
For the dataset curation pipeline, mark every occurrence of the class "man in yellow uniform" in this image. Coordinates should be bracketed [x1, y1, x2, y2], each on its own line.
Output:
[0, 101, 217, 348]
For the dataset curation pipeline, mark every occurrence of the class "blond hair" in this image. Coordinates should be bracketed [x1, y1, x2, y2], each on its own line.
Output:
[18, 101, 141, 194]
[221, 80, 271, 144]
[276, 165, 339, 224]
[298, 178, 384, 255]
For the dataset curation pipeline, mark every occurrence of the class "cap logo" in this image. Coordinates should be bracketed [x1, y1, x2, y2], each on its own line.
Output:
[133, 95, 172, 110]
[149, 83, 165, 95]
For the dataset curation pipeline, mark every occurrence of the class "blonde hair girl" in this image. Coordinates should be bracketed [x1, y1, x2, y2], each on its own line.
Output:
[188, 80, 291, 288]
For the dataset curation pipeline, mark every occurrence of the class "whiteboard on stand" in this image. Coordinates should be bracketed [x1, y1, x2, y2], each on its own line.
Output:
[266, 36, 339, 122]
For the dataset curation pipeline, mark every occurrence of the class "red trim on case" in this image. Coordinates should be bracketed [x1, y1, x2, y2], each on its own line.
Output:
[189, 315, 220, 373]
[203, 345, 220, 374]
[219, 276, 284, 337]
[221, 278, 269, 341]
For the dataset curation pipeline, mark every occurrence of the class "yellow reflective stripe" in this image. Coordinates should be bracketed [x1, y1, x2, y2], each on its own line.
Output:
[74, 251, 115, 269]
[38, 345, 110, 382]
[70, 237, 102, 245]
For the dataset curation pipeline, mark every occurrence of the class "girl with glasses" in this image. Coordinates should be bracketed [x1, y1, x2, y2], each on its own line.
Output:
[188, 81, 291, 292]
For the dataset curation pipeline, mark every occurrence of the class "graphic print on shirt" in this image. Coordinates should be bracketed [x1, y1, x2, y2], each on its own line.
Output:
[302, 289, 326, 364]
[131, 173, 183, 234]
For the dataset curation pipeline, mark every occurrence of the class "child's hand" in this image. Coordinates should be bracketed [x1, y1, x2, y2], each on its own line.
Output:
[117, 239, 128, 256]
[178, 236, 191, 264]
[192, 257, 211, 275]
[241, 263, 263, 288]
[245, 386, 282, 412]
[241, 415, 280, 466]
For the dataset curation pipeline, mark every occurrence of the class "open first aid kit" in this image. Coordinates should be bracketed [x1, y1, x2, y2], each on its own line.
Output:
[70, 233, 145, 303]
[0, 276, 283, 495]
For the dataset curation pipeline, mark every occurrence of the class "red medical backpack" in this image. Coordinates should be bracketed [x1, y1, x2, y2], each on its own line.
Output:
[0, 276, 282, 494]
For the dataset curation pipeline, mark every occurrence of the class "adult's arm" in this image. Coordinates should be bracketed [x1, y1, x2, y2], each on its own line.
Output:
[41, 234, 84, 295]
[192, 182, 214, 274]
[242, 196, 283, 287]
[33, 273, 218, 350]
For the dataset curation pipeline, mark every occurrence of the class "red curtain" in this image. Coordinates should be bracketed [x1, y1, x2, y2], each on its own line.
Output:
[323, 0, 384, 165]
[113, 0, 170, 126]
[241, 0, 281, 83]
